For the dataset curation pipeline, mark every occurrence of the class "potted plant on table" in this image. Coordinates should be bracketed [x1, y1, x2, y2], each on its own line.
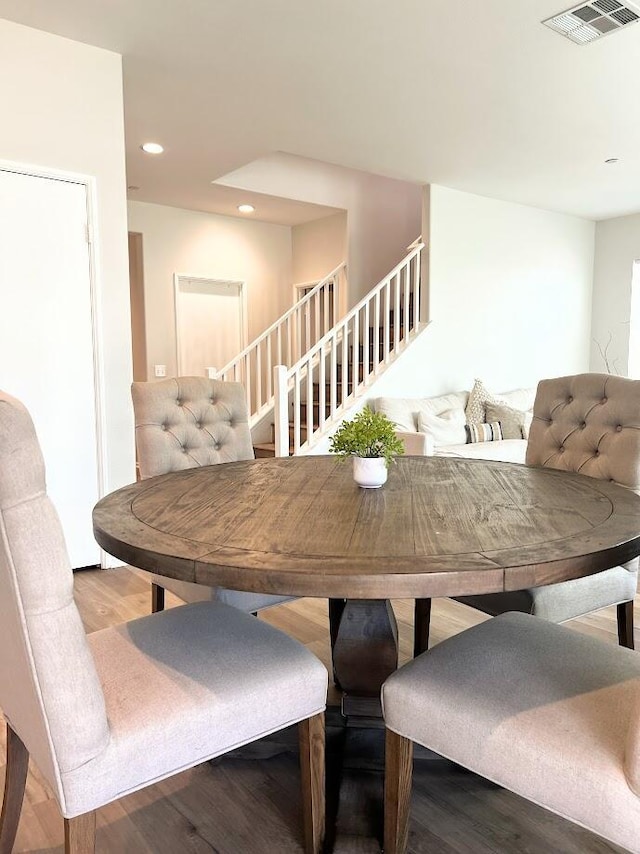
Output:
[329, 405, 404, 488]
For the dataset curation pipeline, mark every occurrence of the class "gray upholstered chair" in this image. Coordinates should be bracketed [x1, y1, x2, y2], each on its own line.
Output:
[415, 373, 639, 655]
[0, 391, 327, 853]
[132, 376, 295, 614]
[382, 612, 640, 854]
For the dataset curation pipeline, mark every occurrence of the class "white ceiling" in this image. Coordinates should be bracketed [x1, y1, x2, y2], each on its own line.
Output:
[1, 0, 640, 222]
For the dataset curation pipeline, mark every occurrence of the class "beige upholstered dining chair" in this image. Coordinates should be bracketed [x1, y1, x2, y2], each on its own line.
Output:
[415, 373, 639, 654]
[132, 376, 295, 614]
[382, 612, 640, 854]
[0, 391, 327, 853]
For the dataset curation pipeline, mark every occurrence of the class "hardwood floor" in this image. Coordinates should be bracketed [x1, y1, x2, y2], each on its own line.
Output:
[2, 567, 636, 853]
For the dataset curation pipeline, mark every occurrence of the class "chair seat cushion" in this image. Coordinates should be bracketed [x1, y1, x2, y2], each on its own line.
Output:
[60, 601, 327, 817]
[382, 613, 640, 853]
[455, 564, 638, 623]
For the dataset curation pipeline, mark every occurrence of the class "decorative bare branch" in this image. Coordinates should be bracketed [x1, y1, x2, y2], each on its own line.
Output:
[593, 331, 621, 375]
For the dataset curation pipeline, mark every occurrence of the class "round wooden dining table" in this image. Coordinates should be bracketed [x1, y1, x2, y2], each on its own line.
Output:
[93, 455, 640, 717]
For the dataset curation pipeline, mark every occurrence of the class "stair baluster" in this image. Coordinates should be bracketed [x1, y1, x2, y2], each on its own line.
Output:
[273, 241, 424, 457]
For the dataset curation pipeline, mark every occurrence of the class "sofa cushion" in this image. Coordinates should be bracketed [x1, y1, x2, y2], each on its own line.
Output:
[485, 402, 529, 440]
[436, 439, 527, 463]
[500, 386, 537, 413]
[417, 408, 467, 446]
[375, 392, 468, 433]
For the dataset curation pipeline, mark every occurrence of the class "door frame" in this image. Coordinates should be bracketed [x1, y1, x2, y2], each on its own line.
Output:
[173, 274, 248, 375]
[293, 279, 320, 303]
[0, 158, 108, 564]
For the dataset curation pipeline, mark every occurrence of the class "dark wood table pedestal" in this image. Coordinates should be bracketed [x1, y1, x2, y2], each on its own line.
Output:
[332, 599, 398, 720]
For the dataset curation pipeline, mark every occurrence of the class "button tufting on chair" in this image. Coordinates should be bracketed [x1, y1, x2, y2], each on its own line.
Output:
[446, 373, 640, 659]
[0, 390, 327, 854]
[131, 377, 297, 617]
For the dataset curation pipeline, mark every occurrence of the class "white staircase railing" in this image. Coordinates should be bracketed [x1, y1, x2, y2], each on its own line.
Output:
[273, 242, 424, 456]
[214, 262, 346, 424]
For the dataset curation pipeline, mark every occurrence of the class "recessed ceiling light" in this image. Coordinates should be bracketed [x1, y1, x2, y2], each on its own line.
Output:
[237, 204, 255, 213]
[140, 142, 164, 154]
[605, 157, 620, 164]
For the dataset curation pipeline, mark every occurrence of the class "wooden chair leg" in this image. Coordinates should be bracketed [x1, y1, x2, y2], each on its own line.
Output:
[151, 582, 165, 613]
[64, 812, 96, 853]
[298, 713, 325, 854]
[617, 600, 635, 650]
[384, 728, 413, 854]
[413, 598, 432, 657]
[0, 724, 29, 854]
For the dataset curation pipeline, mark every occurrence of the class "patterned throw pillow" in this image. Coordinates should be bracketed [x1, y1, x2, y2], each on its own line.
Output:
[465, 421, 503, 444]
[485, 402, 528, 440]
[465, 379, 505, 425]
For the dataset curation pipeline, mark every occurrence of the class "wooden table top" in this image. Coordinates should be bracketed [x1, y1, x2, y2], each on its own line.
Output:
[93, 455, 640, 599]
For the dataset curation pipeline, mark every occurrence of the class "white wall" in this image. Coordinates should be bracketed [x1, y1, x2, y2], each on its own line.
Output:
[591, 213, 640, 376]
[218, 153, 423, 304]
[291, 212, 347, 285]
[370, 185, 595, 399]
[0, 20, 134, 497]
[127, 201, 294, 379]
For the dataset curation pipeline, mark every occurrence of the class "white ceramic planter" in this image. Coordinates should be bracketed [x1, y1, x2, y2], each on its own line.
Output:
[352, 456, 387, 488]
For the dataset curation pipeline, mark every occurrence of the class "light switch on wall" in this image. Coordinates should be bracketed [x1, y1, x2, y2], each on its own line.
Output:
[154, 365, 167, 378]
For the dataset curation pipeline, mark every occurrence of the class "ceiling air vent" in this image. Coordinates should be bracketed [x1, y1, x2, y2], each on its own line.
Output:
[543, 0, 640, 43]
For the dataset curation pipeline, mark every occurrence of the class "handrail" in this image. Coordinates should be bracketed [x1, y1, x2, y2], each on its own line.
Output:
[287, 244, 423, 376]
[215, 261, 346, 423]
[216, 262, 346, 375]
[274, 241, 424, 456]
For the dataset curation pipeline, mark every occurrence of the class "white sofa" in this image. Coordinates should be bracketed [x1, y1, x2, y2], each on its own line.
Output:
[374, 386, 536, 464]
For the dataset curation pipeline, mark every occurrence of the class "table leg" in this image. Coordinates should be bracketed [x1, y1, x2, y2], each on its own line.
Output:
[332, 599, 398, 720]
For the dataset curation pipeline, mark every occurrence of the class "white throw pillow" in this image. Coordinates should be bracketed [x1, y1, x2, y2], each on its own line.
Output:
[417, 408, 467, 447]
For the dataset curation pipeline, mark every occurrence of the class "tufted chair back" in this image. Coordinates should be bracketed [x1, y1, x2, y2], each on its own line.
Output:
[0, 392, 110, 813]
[526, 373, 640, 490]
[132, 377, 254, 480]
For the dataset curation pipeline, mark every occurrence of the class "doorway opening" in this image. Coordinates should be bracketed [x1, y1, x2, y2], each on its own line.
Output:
[128, 232, 148, 382]
[174, 275, 247, 376]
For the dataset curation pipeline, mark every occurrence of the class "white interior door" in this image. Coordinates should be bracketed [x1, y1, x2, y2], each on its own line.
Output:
[175, 277, 245, 375]
[0, 168, 100, 568]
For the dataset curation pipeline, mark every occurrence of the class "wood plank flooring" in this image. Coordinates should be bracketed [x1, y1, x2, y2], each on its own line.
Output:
[2, 567, 636, 853]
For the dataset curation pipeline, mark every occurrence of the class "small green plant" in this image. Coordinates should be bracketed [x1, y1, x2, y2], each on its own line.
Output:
[329, 406, 404, 467]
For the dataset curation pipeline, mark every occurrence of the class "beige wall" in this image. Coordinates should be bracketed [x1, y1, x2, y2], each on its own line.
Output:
[218, 153, 423, 304]
[0, 19, 134, 497]
[291, 212, 347, 285]
[591, 213, 640, 376]
[371, 185, 596, 399]
[127, 201, 294, 380]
